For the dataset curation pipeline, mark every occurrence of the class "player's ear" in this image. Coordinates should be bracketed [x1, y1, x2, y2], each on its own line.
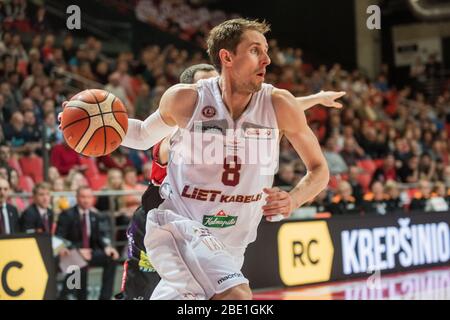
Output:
[219, 49, 233, 68]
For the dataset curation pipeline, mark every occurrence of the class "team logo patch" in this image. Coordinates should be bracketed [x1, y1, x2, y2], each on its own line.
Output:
[202, 210, 238, 228]
[138, 250, 155, 272]
[202, 106, 216, 118]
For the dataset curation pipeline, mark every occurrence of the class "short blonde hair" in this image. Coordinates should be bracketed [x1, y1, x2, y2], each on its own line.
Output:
[207, 18, 270, 71]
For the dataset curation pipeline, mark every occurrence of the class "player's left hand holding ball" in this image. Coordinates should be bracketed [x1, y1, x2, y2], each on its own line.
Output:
[262, 187, 296, 222]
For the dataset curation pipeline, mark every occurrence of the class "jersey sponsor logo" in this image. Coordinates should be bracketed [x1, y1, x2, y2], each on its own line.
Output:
[138, 250, 155, 272]
[193, 122, 225, 135]
[182, 185, 263, 203]
[278, 221, 334, 286]
[244, 128, 275, 139]
[192, 226, 227, 250]
[202, 106, 216, 118]
[217, 272, 244, 285]
[203, 210, 238, 228]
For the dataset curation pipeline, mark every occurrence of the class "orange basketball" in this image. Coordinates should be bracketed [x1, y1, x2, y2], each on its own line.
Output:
[61, 89, 128, 157]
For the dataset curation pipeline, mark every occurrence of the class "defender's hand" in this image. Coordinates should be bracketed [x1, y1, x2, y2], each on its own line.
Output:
[316, 90, 346, 108]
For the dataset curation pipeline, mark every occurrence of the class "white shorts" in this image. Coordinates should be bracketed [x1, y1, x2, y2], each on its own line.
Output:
[143, 209, 249, 300]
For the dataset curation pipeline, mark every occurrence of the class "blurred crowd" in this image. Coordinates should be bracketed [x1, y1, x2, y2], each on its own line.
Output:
[135, 0, 239, 48]
[0, 0, 449, 300]
[0, 0, 449, 235]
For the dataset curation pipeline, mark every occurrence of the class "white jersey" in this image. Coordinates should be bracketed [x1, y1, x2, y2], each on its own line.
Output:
[159, 76, 280, 256]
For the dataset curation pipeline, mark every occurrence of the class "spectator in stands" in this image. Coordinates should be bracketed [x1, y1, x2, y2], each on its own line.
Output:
[123, 166, 147, 214]
[347, 165, 364, 203]
[66, 169, 89, 192]
[372, 153, 397, 184]
[0, 93, 12, 124]
[95, 168, 125, 214]
[31, 5, 50, 33]
[57, 186, 119, 300]
[51, 177, 70, 215]
[0, 165, 9, 181]
[104, 72, 132, 110]
[7, 167, 26, 211]
[362, 181, 390, 215]
[309, 188, 330, 214]
[20, 182, 54, 234]
[273, 162, 296, 187]
[43, 111, 63, 145]
[341, 137, 365, 167]
[94, 60, 110, 85]
[398, 155, 420, 183]
[2, 110, 35, 154]
[357, 125, 387, 159]
[48, 166, 60, 184]
[323, 137, 348, 175]
[50, 140, 85, 176]
[0, 143, 13, 170]
[61, 34, 76, 63]
[410, 180, 434, 212]
[97, 147, 133, 174]
[135, 83, 153, 120]
[115, 59, 134, 98]
[328, 181, 360, 215]
[443, 165, 450, 187]
[139, 161, 153, 186]
[0, 177, 19, 235]
[385, 180, 404, 214]
[430, 181, 449, 212]
[418, 152, 437, 181]
[23, 109, 42, 151]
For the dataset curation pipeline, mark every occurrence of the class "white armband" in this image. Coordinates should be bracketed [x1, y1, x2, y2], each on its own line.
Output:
[121, 110, 176, 150]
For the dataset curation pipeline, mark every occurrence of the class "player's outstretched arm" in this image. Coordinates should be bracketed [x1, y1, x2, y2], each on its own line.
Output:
[295, 90, 346, 111]
[263, 88, 330, 221]
[121, 84, 198, 150]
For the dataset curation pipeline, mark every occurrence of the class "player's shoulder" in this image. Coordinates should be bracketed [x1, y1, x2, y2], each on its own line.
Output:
[160, 83, 198, 110]
[270, 86, 306, 132]
[271, 87, 300, 118]
[160, 83, 199, 127]
[164, 83, 199, 100]
[271, 87, 297, 110]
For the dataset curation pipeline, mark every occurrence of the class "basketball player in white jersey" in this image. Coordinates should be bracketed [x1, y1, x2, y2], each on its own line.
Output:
[118, 18, 345, 300]
[58, 54, 343, 298]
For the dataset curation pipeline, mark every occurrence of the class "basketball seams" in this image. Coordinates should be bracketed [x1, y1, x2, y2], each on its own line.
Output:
[102, 113, 126, 138]
[111, 96, 128, 133]
[66, 100, 100, 117]
[104, 125, 123, 146]
[61, 111, 127, 131]
[80, 127, 105, 157]
[89, 89, 109, 156]
[74, 115, 104, 154]
[63, 117, 91, 148]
